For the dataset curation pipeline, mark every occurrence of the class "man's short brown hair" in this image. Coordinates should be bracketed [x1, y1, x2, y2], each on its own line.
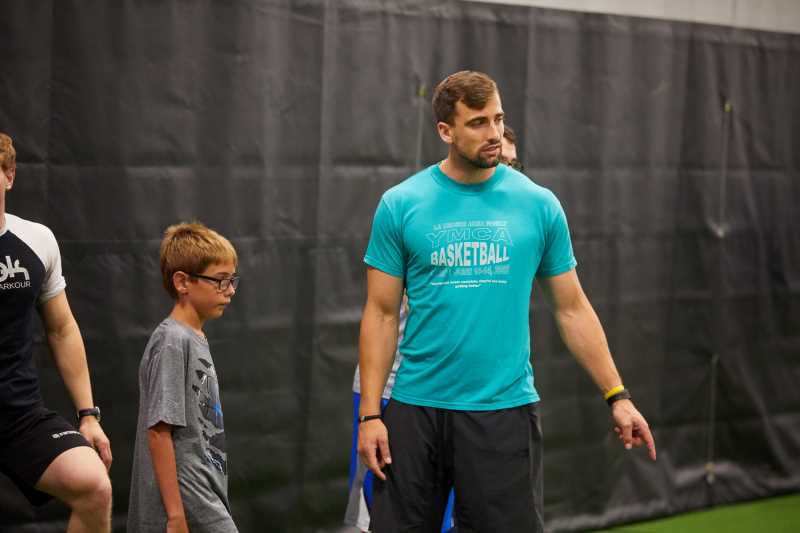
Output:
[0, 132, 16, 173]
[160, 222, 238, 299]
[432, 71, 498, 125]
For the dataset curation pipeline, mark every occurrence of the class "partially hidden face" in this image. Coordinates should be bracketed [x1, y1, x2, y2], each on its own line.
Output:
[447, 91, 505, 169]
[500, 135, 518, 167]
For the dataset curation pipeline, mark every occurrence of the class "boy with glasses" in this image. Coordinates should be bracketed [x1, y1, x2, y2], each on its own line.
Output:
[128, 222, 240, 533]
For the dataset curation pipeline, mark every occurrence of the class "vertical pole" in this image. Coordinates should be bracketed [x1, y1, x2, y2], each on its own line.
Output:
[414, 82, 428, 171]
[707, 100, 732, 487]
[716, 101, 732, 240]
[705, 352, 720, 484]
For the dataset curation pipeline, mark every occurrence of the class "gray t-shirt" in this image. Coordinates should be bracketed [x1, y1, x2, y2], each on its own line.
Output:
[127, 318, 237, 533]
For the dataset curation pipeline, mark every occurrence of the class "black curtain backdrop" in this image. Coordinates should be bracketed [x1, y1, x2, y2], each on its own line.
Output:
[1, 1, 799, 531]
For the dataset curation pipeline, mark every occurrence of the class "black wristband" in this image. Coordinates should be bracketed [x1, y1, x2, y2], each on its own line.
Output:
[358, 414, 381, 424]
[606, 389, 631, 406]
[77, 406, 102, 422]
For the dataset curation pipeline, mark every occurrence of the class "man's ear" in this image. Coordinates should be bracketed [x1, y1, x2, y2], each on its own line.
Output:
[173, 271, 190, 295]
[4, 168, 14, 190]
[437, 121, 454, 145]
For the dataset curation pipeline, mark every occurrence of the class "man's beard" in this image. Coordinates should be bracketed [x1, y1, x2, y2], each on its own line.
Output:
[454, 143, 500, 169]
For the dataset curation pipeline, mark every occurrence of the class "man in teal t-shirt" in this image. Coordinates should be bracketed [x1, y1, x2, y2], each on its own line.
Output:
[357, 71, 657, 533]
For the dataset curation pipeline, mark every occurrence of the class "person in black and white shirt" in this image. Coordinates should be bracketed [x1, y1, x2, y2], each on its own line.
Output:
[0, 132, 113, 532]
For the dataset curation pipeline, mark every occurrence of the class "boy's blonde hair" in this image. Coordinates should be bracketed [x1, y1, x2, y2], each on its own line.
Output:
[0, 132, 16, 173]
[160, 222, 237, 299]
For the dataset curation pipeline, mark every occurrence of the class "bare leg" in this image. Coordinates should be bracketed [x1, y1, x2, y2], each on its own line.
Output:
[35, 447, 112, 533]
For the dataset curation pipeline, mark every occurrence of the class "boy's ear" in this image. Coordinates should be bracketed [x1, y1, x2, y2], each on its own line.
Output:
[172, 271, 190, 295]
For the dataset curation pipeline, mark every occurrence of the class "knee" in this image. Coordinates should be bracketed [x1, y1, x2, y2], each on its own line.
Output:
[71, 473, 112, 515]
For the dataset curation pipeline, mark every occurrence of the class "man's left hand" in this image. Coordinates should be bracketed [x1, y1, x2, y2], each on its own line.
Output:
[79, 416, 113, 470]
[611, 399, 656, 461]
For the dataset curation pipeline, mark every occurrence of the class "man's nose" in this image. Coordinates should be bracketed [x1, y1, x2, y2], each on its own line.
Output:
[489, 123, 502, 143]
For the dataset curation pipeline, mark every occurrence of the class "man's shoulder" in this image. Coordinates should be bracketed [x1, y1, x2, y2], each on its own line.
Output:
[5, 213, 57, 243]
[382, 164, 438, 202]
[501, 169, 564, 210]
[502, 168, 555, 196]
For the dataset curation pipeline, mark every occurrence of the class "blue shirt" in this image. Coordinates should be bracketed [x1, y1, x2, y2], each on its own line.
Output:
[365, 163, 577, 410]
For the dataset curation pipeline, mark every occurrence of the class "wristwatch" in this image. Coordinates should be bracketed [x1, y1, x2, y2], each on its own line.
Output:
[77, 406, 102, 423]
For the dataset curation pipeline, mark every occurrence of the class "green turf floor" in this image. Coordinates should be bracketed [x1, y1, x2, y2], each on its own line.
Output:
[592, 493, 800, 532]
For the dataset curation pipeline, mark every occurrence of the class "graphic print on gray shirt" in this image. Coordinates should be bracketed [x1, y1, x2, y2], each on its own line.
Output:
[127, 318, 238, 533]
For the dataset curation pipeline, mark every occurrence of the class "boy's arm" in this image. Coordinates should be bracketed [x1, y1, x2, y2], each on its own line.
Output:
[148, 422, 190, 533]
[38, 291, 112, 469]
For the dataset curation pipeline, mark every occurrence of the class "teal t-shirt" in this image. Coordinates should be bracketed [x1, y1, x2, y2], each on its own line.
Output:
[364, 163, 577, 410]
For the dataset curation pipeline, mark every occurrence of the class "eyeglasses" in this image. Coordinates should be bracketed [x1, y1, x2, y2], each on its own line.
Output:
[499, 158, 524, 172]
[190, 273, 240, 292]
[508, 159, 524, 172]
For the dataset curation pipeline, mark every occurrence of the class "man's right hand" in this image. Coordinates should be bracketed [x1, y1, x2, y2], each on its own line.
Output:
[357, 418, 392, 480]
[79, 416, 113, 470]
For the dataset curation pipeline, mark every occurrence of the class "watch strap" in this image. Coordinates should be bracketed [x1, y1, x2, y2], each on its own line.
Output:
[606, 389, 632, 406]
[77, 406, 101, 422]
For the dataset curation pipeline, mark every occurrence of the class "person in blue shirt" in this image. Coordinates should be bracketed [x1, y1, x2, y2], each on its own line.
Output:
[345, 126, 524, 533]
[356, 71, 656, 533]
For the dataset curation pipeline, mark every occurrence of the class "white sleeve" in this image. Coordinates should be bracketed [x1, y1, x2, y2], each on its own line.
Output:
[38, 225, 66, 304]
[5, 214, 67, 304]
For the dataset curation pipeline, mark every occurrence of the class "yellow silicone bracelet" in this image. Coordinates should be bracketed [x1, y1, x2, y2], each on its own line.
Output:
[604, 385, 625, 400]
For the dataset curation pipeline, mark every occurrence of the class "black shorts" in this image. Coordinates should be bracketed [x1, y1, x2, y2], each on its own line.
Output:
[0, 407, 91, 506]
[372, 400, 543, 533]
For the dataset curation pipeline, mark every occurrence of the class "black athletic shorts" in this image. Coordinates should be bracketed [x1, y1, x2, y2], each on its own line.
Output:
[372, 400, 543, 533]
[0, 407, 91, 506]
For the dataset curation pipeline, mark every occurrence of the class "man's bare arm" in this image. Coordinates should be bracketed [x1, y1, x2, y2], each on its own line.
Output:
[39, 291, 112, 468]
[357, 267, 404, 480]
[538, 269, 656, 460]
